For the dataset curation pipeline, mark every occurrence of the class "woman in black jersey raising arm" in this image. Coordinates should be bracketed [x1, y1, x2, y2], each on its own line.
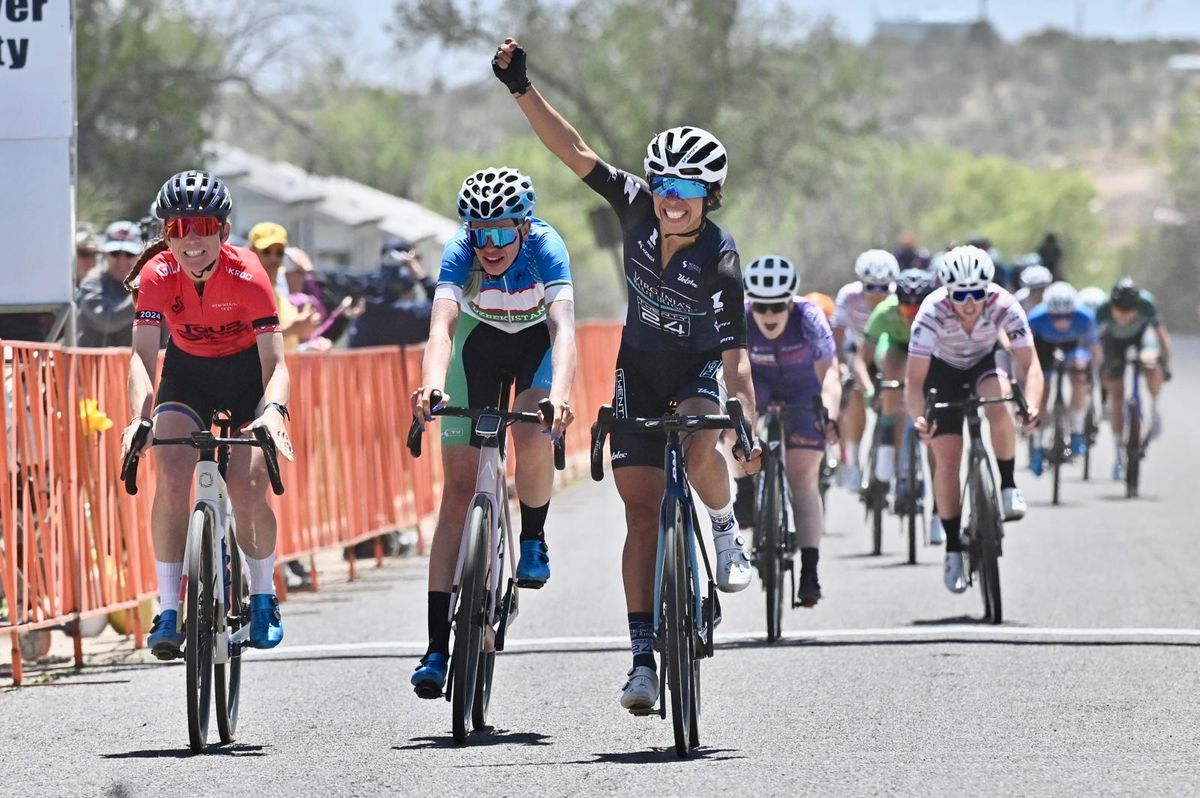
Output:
[494, 38, 762, 714]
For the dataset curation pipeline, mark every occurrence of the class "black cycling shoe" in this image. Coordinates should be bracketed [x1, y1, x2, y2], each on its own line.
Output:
[797, 570, 822, 608]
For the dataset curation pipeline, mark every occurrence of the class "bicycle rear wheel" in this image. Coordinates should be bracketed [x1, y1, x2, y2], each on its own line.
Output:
[215, 531, 247, 743]
[1082, 403, 1096, 481]
[664, 500, 694, 758]
[903, 428, 920, 565]
[185, 506, 216, 753]
[452, 501, 489, 743]
[761, 455, 784, 642]
[971, 469, 1003, 625]
[1125, 399, 1141, 499]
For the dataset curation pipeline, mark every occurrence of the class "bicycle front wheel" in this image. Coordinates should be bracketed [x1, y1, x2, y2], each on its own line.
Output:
[761, 456, 784, 642]
[1125, 400, 1141, 499]
[971, 469, 1003, 625]
[216, 531, 247, 743]
[185, 506, 216, 753]
[452, 500, 489, 744]
[903, 428, 920, 565]
[664, 501, 695, 757]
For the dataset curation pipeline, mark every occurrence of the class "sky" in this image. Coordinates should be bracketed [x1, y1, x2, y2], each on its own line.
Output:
[328, 0, 1200, 89]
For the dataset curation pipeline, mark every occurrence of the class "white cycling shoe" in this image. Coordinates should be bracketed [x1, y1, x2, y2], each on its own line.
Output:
[1001, 487, 1026, 521]
[841, 462, 863, 491]
[929, 515, 945, 545]
[620, 666, 658, 714]
[943, 551, 968, 594]
[714, 532, 752, 592]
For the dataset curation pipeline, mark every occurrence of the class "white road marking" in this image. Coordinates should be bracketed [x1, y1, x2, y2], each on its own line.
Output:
[255, 626, 1200, 656]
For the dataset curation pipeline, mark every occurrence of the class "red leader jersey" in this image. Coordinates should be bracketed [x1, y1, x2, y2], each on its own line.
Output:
[134, 245, 281, 357]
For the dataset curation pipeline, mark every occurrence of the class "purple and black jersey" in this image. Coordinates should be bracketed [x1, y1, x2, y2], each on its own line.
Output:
[745, 297, 836, 409]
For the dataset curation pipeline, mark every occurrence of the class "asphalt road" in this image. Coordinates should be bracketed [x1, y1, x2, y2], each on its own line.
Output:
[5, 339, 1200, 797]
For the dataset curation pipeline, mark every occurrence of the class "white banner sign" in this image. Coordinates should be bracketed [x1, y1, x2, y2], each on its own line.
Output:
[0, 0, 74, 306]
[0, 0, 72, 139]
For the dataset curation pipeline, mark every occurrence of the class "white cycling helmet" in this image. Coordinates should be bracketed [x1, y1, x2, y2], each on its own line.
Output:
[644, 126, 728, 186]
[457, 166, 536, 222]
[1078, 285, 1107, 310]
[744, 256, 799, 302]
[1019, 264, 1053, 291]
[1043, 281, 1078, 315]
[854, 249, 900, 285]
[938, 245, 995, 291]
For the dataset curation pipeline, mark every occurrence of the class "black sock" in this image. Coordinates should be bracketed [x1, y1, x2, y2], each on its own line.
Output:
[800, 547, 819, 574]
[519, 501, 549, 542]
[997, 458, 1016, 490]
[942, 515, 963, 553]
[628, 611, 656, 670]
[733, 476, 755, 526]
[426, 591, 452, 656]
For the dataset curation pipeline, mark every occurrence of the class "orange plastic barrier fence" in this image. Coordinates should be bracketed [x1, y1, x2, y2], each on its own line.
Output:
[1, 322, 622, 685]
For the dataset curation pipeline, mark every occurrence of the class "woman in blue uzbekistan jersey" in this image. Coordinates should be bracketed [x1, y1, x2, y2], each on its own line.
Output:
[409, 167, 577, 697]
[494, 37, 762, 715]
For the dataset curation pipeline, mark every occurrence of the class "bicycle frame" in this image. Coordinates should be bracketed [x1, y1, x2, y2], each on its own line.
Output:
[179, 455, 245, 664]
[447, 415, 518, 634]
[651, 434, 708, 646]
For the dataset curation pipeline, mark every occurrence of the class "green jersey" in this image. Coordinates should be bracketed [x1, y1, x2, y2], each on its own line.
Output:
[863, 295, 912, 346]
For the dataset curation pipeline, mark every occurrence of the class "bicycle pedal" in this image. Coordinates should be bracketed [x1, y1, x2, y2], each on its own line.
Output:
[151, 647, 182, 662]
[513, 578, 546, 590]
[413, 683, 444, 700]
[627, 705, 657, 717]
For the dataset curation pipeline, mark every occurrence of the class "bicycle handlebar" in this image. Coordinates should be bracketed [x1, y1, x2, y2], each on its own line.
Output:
[407, 389, 565, 469]
[923, 379, 1029, 423]
[589, 398, 752, 482]
[120, 421, 286, 496]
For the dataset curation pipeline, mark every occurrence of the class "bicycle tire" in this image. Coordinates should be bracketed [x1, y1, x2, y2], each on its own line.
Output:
[474, 498, 508, 730]
[1082, 404, 1094, 481]
[1125, 399, 1140, 499]
[901, 425, 919, 565]
[871, 487, 884, 557]
[185, 506, 215, 753]
[972, 469, 1003, 625]
[664, 500, 693, 758]
[1051, 397, 1067, 506]
[762, 454, 784, 642]
[215, 528, 246, 743]
[452, 501, 489, 743]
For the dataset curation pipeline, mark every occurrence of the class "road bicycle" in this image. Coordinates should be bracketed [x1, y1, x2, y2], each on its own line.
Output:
[1082, 376, 1099, 482]
[1120, 345, 1152, 499]
[1043, 348, 1077, 506]
[891, 391, 927, 566]
[121, 415, 284, 753]
[861, 380, 906, 557]
[751, 397, 836, 641]
[406, 383, 563, 744]
[925, 382, 1028, 625]
[590, 398, 752, 758]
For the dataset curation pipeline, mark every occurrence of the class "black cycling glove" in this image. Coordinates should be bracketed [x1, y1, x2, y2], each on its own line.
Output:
[493, 44, 532, 96]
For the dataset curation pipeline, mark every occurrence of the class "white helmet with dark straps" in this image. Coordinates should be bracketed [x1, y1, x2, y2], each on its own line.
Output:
[854, 249, 900, 285]
[744, 256, 799, 302]
[644, 126, 728, 186]
[938, 245, 995, 290]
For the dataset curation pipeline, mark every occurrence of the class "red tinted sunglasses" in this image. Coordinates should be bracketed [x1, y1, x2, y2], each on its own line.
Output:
[163, 217, 222, 238]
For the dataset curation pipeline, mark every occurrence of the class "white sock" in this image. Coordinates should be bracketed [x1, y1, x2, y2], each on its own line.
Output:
[708, 500, 736, 536]
[156, 560, 183, 614]
[1071, 410, 1086, 434]
[244, 552, 277, 596]
[845, 441, 860, 466]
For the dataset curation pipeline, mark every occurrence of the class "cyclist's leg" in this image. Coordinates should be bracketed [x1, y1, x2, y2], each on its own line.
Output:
[1068, 347, 1091, 450]
[511, 324, 556, 581]
[1100, 335, 1128, 473]
[145, 344, 208, 655]
[1139, 327, 1164, 437]
[874, 340, 904, 480]
[923, 356, 968, 589]
[785, 445, 824, 602]
[977, 363, 1024, 519]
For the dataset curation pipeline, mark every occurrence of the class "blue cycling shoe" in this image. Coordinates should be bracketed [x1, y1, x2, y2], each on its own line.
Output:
[411, 652, 449, 699]
[148, 610, 185, 660]
[1070, 433, 1087, 457]
[1029, 447, 1044, 477]
[248, 594, 284, 649]
[515, 539, 550, 588]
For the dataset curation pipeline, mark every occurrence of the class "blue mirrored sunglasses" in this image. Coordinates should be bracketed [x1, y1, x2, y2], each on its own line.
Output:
[863, 282, 891, 293]
[951, 288, 987, 303]
[468, 225, 520, 249]
[650, 176, 709, 200]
